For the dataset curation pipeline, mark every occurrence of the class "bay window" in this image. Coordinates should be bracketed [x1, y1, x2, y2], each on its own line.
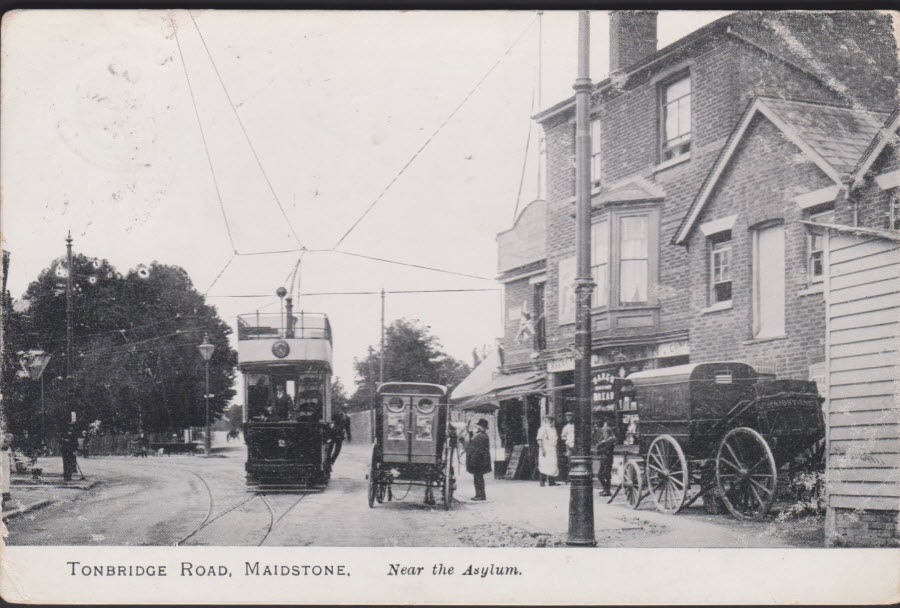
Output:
[619, 215, 649, 303]
[591, 219, 609, 307]
[588, 207, 658, 313]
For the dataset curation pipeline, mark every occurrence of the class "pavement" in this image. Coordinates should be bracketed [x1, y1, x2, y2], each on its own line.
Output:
[2, 431, 824, 547]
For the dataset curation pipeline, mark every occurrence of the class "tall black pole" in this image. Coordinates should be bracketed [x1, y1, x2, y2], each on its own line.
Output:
[204, 359, 211, 456]
[567, 10, 596, 547]
[379, 288, 385, 383]
[65, 232, 74, 425]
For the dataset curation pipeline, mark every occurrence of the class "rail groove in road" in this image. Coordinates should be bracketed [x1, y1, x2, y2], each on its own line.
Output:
[174, 469, 312, 546]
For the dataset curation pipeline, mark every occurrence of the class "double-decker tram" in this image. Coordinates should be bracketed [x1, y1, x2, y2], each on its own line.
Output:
[237, 305, 333, 491]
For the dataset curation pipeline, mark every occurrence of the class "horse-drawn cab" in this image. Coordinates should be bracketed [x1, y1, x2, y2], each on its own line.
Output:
[368, 382, 456, 509]
[609, 362, 824, 520]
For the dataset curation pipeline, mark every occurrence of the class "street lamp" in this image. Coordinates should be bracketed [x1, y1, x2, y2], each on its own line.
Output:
[197, 334, 215, 456]
[17, 350, 52, 444]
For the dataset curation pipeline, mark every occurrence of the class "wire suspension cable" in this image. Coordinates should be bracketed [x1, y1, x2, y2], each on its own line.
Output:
[205, 253, 236, 296]
[188, 11, 303, 248]
[206, 287, 499, 298]
[332, 14, 539, 249]
[333, 250, 492, 281]
[171, 13, 237, 253]
[513, 77, 537, 221]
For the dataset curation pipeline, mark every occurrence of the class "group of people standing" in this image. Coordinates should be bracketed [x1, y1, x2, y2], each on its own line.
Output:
[536, 411, 616, 495]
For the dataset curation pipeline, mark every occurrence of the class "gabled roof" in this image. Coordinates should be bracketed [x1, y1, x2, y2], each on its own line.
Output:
[674, 97, 889, 244]
[851, 106, 900, 187]
[535, 11, 898, 125]
[762, 98, 888, 174]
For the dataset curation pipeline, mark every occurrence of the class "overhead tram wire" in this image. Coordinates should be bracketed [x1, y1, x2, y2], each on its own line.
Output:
[330, 250, 492, 281]
[188, 10, 303, 248]
[513, 10, 543, 222]
[331, 14, 540, 250]
[206, 287, 499, 298]
[208, 247, 493, 282]
[205, 252, 237, 296]
[171, 13, 238, 254]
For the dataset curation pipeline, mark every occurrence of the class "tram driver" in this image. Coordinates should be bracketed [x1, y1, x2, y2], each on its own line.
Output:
[267, 383, 293, 421]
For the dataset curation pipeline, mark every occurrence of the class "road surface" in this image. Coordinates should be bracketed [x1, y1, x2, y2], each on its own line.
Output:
[4, 436, 821, 547]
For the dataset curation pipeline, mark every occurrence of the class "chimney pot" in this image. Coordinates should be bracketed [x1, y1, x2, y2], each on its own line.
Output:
[609, 10, 658, 73]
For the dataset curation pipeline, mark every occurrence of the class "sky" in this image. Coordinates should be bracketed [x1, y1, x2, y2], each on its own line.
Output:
[1, 10, 728, 396]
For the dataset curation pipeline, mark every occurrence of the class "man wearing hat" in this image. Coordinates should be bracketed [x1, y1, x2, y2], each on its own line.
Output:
[466, 419, 491, 501]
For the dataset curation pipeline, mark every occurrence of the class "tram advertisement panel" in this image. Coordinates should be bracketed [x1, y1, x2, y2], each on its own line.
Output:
[410, 397, 436, 458]
[383, 396, 410, 461]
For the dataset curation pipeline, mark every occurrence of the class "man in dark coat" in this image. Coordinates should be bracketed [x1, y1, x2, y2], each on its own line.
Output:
[329, 406, 352, 465]
[61, 427, 78, 482]
[466, 419, 491, 501]
[593, 418, 616, 496]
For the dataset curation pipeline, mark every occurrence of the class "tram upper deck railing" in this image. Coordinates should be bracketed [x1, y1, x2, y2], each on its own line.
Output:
[237, 312, 332, 344]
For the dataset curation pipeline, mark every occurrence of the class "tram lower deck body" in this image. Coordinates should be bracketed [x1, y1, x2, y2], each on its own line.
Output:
[245, 422, 329, 492]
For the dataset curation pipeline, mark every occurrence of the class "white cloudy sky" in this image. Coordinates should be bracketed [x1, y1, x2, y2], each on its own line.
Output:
[1, 10, 727, 393]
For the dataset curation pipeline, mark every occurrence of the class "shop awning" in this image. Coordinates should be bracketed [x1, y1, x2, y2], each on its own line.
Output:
[451, 368, 546, 412]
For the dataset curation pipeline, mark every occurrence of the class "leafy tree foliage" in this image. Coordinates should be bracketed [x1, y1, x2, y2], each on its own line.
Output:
[347, 318, 471, 411]
[6, 253, 236, 442]
[331, 377, 349, 411]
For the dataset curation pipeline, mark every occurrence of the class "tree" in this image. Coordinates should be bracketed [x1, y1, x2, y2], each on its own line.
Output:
[331, 377, 349, 411]
[348, 318, 471, 410]
[8, 254, 237, 442]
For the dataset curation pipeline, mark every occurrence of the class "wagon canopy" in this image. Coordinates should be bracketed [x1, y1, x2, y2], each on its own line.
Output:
[627, 362, 761, 421]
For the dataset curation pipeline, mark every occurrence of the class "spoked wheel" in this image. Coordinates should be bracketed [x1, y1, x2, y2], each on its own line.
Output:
[646, 435, 689, 514]
[375, 480, 386, 503]
[623, 460, 643, 509]
[716, 427, 777, 521]
[442, 445, 455, 511]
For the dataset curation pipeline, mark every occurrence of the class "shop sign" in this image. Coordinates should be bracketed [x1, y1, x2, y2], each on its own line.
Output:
[547, 358, 574, 373]
[657, 340, 690, 358]
[592, 372, 616, 404]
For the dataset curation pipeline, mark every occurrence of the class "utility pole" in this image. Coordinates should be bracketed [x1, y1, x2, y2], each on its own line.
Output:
[65, 232, 75, 425]
[379, 288, 385, 383]
[567, 10, 597, 547]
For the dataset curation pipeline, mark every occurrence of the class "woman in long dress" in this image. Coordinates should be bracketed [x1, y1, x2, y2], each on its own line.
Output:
[536, 415, 559, 486]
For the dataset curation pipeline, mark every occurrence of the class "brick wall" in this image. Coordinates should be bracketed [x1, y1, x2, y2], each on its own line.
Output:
[686, 115, 834, 378]
[539, 31, 863, 361]
[829, 507, 900, 547]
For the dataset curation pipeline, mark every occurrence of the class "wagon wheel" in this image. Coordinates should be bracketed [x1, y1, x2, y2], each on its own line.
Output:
[716, 427, 777, 521]
[442, 444, 454, 511]
[367, 444, 378, 508]
[646, 435, 689, 514]
[623, 460, 643, 509]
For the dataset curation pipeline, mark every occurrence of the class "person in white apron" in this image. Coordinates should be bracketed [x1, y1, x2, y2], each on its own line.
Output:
[536, 416, 559, 486]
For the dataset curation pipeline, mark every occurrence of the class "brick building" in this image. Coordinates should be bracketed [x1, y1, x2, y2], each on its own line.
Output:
[495, 10, 898, 424]
[673, 97, 890, 381]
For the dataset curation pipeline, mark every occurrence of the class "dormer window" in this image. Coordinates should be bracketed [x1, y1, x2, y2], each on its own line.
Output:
[661, 74, 691, 161]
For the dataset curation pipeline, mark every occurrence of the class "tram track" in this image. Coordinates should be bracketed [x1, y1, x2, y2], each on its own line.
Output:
[173, 468, 312, 546]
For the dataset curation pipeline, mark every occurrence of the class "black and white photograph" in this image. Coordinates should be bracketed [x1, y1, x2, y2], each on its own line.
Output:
[0, 8, 898, 605]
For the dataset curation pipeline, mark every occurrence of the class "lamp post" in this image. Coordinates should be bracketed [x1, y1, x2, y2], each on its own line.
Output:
[567, 10, 597, 546]
[197, 334, 215, 456]
[17, 350, 52, 444]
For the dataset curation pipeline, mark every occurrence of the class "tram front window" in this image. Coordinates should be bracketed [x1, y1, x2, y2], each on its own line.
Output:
[246, 372, 324, 422]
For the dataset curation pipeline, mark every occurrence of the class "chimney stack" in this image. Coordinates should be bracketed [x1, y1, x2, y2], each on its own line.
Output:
[609, 10, 658, 73]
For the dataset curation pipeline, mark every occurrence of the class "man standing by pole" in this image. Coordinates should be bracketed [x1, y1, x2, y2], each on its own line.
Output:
[567, 10, 597, 546]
